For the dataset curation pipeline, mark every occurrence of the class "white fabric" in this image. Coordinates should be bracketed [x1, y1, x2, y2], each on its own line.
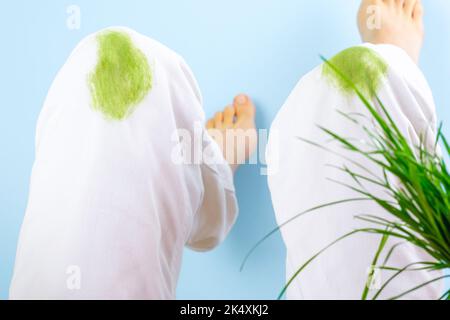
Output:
[267, 43, 444, 300]
[9, 27, 237, 300]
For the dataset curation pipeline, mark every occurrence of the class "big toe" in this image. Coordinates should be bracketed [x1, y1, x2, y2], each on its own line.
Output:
[233, 94, 256, 119]
[413, 0, 424, 21]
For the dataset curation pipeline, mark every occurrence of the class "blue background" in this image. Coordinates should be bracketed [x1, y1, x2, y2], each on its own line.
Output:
[1, 0, 449, 300]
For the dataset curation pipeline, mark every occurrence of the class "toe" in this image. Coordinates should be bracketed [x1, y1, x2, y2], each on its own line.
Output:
[384, 0, 399, 10]
[387, 0, 400, 8]
[395, 0, 405, 9]
[403, 0, 417, 17]
[206, 119, 215, 129]
[412, 0, 423, 21]
[223, 105, 236, 127]
[214, 112, 224, 128]
[233, 94, 256, 118]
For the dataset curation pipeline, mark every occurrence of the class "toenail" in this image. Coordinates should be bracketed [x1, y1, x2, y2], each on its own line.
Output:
[236, 95, 248, 105]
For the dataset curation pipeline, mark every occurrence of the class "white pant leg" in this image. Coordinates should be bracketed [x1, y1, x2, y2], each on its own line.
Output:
[267, 44, 443, 300]
[10, 27, 237, 300]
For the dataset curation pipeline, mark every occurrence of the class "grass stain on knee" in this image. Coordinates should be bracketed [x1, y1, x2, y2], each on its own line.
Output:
[89, 31, 152, 120]
[322, 46, 388, 99]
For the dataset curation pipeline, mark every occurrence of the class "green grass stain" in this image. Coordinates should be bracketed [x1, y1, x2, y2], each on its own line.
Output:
[322, 46, 388, 99]
[89, 31, 152, 120]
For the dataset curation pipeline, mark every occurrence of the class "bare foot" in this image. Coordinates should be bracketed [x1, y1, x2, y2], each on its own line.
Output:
[206, 94, 257, 173]
[358, 0, 424, 63]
